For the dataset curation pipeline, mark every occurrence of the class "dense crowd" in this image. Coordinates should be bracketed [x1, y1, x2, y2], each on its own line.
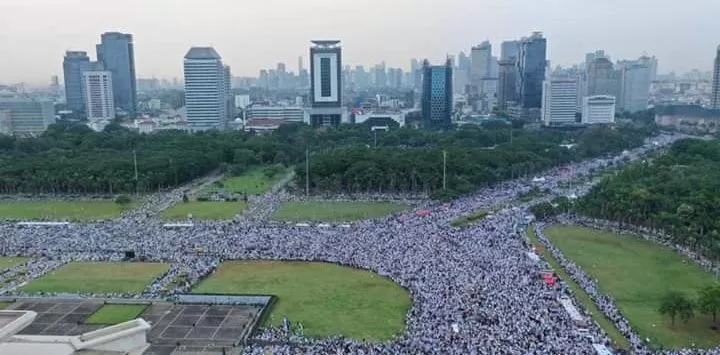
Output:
[0, 133, 702, 354]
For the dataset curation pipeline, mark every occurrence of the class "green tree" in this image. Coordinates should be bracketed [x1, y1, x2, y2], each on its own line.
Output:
[659, 291, 695, 326]
[697, 285, 720, 324]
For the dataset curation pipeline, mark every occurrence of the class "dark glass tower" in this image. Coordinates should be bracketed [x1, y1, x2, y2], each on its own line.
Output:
[97, 32, 137, 116]
[421, 59, 453, 130]
[62, 51, 91, 113]
[517, 32, 547, 109]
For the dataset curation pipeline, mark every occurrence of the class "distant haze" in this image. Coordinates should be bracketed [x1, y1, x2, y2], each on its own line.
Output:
[0, 0, 718, 84]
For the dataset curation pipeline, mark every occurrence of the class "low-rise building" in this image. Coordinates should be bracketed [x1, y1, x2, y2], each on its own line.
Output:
[0, 98, 55, 135]
[582, 95, 616, 124]
[245, 106, 306, 122]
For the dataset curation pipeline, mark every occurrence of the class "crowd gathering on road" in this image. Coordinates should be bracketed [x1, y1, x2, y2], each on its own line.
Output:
[1, 132, 714, 354]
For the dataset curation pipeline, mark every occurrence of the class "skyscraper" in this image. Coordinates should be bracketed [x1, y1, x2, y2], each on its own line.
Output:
[96, 32, 137, 116]
[183, 47, 227, 131]
[224, 65, 234, 121]
[517, 32, 547, 109]
[471, 41, 492, 90]
[497, 59, 517, 112]
[541, 77, 578, 126]
[421, 59, 453, 130]
[618, 61, 651, 113]
[62, 51, 91, 113]
[713, 45, 720, 109]
[82, 71, 115, 121]
[501, 41, 520, 61]
[309, 40, 344, 127]
[587, 57, 621, 101]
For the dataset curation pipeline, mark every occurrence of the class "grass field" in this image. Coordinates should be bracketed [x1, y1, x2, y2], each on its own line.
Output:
[544, 225, 720, 349]
[0, 201, 136, 221]
[201, 167, 288, 195]
[161, 201, 248, 220]
[272, 201, 408, 222]
[0, 302, 8, 310]
[0, 256, 28, 270]
[528, 226, 630, 350]
[193, 260, 411, 341]
[86, 304, 148, 325]
[20, 262, 170, 294]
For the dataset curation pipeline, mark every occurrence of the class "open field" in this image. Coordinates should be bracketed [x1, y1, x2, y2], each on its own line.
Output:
[0, 256, 28, 270]
[161, 201, 248, 220]
[20, 262, 170, 294]
[0, 201, 136, 221]
[193, 260, 411, 341]
[272, 201, 408, 222]
[85, 304, 148, 325]
[201, 167, 288, 195]
[528, 226, 630, 350]
[545, 225, 720, 349]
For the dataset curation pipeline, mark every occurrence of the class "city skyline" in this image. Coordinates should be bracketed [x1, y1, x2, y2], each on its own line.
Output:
[1, 0, 719, 84]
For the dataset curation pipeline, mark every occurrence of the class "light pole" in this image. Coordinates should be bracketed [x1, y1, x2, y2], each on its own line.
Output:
[305, 147, 309, 198]
[442, 150, 447, 190]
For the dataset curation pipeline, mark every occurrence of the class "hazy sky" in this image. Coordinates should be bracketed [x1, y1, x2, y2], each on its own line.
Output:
[1, 0, 718, 84]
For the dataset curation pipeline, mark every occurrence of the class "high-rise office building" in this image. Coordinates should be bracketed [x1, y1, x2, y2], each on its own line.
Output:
[0, 98, 55, 135]
[497, 59, 517, 112]
[582, 95, 616, 124]
[309, 40, 344, 127]
[618, 61, 651, 113]
[82, 71, 115, 120]
[458, 51, 471, 74]
[183, 47, 227, 131]
[541, 77, 578, 126]
[501, 41, 520, 61]
[638, 55, 658, 82]
[62, 51, 91, 113]
[298, 56, 309, 88]
[713, 45, 720, 109]
[471, 41, 492, 89]
[587, 57, 621, 102]
[96, 32, 137, 116]
[517, 32, 547, 109]
[421, 59, 453, 130]
[224, 65, 234, 121]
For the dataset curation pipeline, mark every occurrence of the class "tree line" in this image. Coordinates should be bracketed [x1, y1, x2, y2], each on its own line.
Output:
[659, 285, 720, 327]
[0, 119, 655, 196]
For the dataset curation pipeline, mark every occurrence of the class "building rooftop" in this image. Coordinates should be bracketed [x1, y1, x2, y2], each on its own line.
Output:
[311, 40, 341, 48]
[184, 47, 221, 60]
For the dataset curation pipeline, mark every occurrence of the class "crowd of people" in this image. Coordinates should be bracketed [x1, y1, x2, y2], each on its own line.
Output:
[0, 133, 708, 354]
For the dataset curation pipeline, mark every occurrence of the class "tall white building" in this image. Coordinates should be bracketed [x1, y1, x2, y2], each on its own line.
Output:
[618, 61, 651, 113]
[582, 95, 616, 124]
[82, 71, 115, 120]
[309, 40, 345, 127]
[541, 77, 578, 125]
[712, 45, 720, 109]
[183, 47, 227, 131]
[471, 41, 492, 90]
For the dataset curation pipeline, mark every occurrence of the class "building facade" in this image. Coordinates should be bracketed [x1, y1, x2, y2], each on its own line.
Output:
[471, 41, 492, 91]
[517, 32, 547, 109]
[712, 45, 720, 109]
[309, 40, 344, 127]
[501, 40, 520, 61]
[96, 32, 137, 116]
[82, 71, 115, 120]
[497, 59, 517, 112]
[0, 99, 55, 135]
[62, 51, 91, 113]
[541, 77, 578, 126]
[421, 59, 453, 130]
[619, 61, 651, 113]
[587, 57, 621, 104]
[183, 47, 227, 131]
[245, 106, 306, 122]
[582, 95, 616, 124]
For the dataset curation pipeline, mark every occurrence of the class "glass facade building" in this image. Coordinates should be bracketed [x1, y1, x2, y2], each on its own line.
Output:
[62, 51, 91, 113]
[517, 32, 547, 109]
[97, 32, 137, 116]
[421, 60, 453, 130]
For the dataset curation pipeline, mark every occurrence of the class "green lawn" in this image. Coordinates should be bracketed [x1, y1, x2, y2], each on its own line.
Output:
[86, 304, 148, 325]
[0, 201, 136, 221]
[201, 167, 288, 195]
[193, 260, 411, 341]
[0, 302, 9, 310]
[161, 201, 247, 220]
[528, 226, 630, 350]
[545, 225, 720, 349]
[20, 262, 170, 294]
[272, 201, 408, 222]
[0, 256, 28, 270]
